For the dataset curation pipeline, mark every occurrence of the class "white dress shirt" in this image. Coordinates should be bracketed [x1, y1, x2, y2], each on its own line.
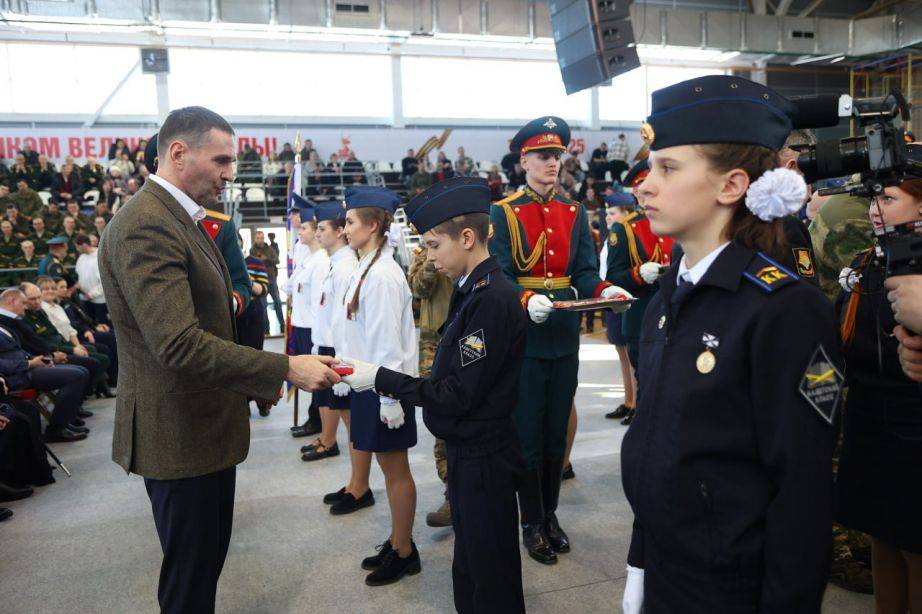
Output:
[42, 301, 78, 341]
[312, 245, 358, 351]
[677, 242, 730, 285]
[76, 250, 106, 304]
[149, 174, 206, 223]
[289, 247, 329, 329]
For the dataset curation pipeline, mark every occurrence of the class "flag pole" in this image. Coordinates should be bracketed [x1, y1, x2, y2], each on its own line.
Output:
[289, 131, 302, 427]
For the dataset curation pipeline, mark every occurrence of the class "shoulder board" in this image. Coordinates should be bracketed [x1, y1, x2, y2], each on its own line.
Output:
[624, 211, 642, 223]
[473, 274, 491, 291]
[492, 191, 527, 207]
[204, 209, 231, 222]
[556, 193, 578, 205]
[742, 252, 799, 293]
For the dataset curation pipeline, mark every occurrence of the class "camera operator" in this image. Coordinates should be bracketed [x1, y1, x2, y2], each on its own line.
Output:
[836, 172, 922, 612]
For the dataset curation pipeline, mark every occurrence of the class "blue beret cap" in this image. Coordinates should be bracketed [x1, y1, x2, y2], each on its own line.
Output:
[605, 193, 635, 208]
[289, 193, 315, 220]
[315, 200, 347, 222]
[645, 75, 796, 152]
[405, 176, 491, 234]
[47, 235, 69, 246]
[344, 186, 401, 213]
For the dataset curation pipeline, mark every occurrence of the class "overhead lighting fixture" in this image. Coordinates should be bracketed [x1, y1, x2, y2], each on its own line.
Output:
[792, 53, 843, 65]
[830, 56, 846, 63]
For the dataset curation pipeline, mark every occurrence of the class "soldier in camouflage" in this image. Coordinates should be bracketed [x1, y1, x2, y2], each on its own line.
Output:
[407, 246, 454, 527]
[808, 191, 875, 594]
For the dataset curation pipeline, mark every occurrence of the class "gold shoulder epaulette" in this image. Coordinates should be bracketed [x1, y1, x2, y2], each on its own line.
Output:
[204, 209, 231, 221]
[492, 190, 526, 207]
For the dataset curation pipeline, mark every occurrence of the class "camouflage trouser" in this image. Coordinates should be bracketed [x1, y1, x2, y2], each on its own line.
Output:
[419, 329, 439, 378]
[434, 438, 448, 484]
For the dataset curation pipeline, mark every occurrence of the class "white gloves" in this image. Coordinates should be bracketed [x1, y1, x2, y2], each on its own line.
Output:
[332, 382, 351, 397]
[639, 262, 665, 284]
[379, 399, 405, 429]
[839, 267, 860, 292]
[622, 565, 644, 614]
[601, 285, 635, 300]
[337, 356, 380, 393]
[527, 294, 554, 324]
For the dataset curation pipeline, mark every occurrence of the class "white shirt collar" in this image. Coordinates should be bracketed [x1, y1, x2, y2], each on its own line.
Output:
[677, 242, 730, 285]
[0, 307, 19, 320]
[149, 174, 206, 223]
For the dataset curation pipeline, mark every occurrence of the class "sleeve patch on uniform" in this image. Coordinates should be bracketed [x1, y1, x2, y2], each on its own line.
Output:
[609, 231, 618, 247]
[799, 344, 843, 425]
[459, 329, 487, 367]
[793, 247, 816, 278]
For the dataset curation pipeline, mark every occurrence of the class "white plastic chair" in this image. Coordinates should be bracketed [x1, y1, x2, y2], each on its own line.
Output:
[82, 189, 99, 204]
[245, 187, 266, 202]
[38, 191, 52, 205]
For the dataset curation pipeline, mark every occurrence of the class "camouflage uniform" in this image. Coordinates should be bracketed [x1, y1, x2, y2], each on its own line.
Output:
[808, 193, 875, 594]
[408, 246, 453, 484]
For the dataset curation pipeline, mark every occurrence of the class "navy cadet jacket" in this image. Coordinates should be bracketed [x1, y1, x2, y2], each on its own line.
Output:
[375, 257, 526, 445]
[621, 242, 841, 613]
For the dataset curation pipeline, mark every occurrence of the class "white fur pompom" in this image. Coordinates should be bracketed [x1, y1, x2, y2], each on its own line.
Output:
[745, 167, 807, 222]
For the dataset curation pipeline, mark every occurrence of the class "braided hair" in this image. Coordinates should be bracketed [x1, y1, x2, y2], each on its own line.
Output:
[347, 207, 393, 317]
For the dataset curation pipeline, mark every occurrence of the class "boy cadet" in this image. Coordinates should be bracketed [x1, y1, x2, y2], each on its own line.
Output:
[340, 176, 528, 614]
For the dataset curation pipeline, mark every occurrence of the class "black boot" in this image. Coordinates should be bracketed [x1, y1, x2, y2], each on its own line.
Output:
[518, 467, 557, 565]
[543, 458, 571, 553]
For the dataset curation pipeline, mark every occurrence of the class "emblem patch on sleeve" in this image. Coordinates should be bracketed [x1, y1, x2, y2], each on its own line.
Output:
[793, 247, 816, 278]
[609, 231, 618, 247]
[459, 329, 487, 367]
[799, 344, 844, 425]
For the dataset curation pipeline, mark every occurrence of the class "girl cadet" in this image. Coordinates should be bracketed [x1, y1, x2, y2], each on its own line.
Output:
[339, 186, 420, 586]
[836, 152, 922, 614]
[620, 75, 842, 614]
[301, 201, 357, 463]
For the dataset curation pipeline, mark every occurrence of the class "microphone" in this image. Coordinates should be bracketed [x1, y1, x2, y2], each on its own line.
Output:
[787, 94, 853, 129]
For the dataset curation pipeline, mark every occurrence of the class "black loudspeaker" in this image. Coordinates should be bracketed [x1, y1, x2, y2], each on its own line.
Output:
[550, 0, 639, 95]
[140, 48, 170, 74]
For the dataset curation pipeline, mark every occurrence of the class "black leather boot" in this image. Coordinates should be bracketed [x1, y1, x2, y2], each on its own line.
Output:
[543, 458, 571, 553]
[518, 467, 557, 565]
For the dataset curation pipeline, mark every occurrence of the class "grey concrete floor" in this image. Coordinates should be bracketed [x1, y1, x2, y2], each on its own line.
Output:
[1, 336, 873, 613]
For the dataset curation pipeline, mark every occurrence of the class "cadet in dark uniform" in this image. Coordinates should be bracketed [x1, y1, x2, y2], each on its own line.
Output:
[489, 116, 629, 564]
[836, 166, 922, 612]
[620, 75, 842, 613]
[342, 176, 527, 613]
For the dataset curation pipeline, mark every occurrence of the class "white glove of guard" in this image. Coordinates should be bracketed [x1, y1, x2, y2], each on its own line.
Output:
[379, 399, 405, 429]
[527, 294, 554, 324]
[639, 262, 665, 284]
[839, 267, 860, 292]
[601, 285, 635, 300]
[622, 565, 644, 614]
[310, 344, 319, 355]
[332, 382, 351, 397]
[336, 356, 379, 393]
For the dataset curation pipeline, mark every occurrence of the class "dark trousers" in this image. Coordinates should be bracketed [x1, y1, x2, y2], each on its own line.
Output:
[144, 466, 236, 614]
[92, 330, 118, 381]
[0, 401, 53, 487]
[86, 302, 109, 326]
[66, 352, 106, 395]
[28, 364, 88, 427]
[265, 277, 284, 333]
[237, 298, 267, 351]
[291, 326, 320, 428]
[448, 442, 525, 614]
[512, 353, 579, 468]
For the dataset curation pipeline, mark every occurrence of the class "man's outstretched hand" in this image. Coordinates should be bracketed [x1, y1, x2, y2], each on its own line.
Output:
[287, 355, 341, 391]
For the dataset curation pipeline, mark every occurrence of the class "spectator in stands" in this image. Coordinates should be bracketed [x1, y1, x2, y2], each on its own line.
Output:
[322, 153, 343, 194]
[563, 154, 584, 185]
[132, 139, 148, 166]
[88, 234, 98, 248]
[65, 200, 91, 233]
[5, 207, 28, 237]
[265, 152, 282, 181]
[94, 201, 113, 223]
[0, 185, 12, 210]
[23, 279, 109, 399]
[81, 156, 105, 193]
[73, 233, 107, 324]
[0, 220, 18, 259]
[0, 159, 9, 188]
[408, 162, 435, 198]
[37, 236, 68, 278]
[99, 177, 119, 208]
[609, 133, 630, 165]
[237, 143, 263, 183]
[300, 139, 317, 160]
[590, 142, 609, 180]
[125, 178, 140, 198]
[278, 142, 295, 162]
[43, 201, 64, 234]
[107, 138, 127, 160]
[305, 150, 323, 174]
[60, 216, 78, 257]
[29, 218, 50, 256]
[435, 150, 453, 182]
[577, 174, 597, 201]
[455, 146, 474, 173]
[9, 155, 34, 190]
[10, 241, 37, 284]
[137, 162, 150, 186]
[501, 144, 518, 176]
[582, 186, 603, 213]
[51, 164, 82, 205]
[0, 288, 89, 443]
[33, 155, 55, 191]
[342, 150, 364, 184]
[455, 159, 474, 178]
[508, 162, 526, 189]
[400, 148, 419, 186]
[64, 155, 78, 177]
[12, 180, 42, 221]
[92, 216, 107, 240]
[109, 151, 135, 178]
[19, 143, 38, 167]
[487, 165, 504, 200]
[58, 277, 115, 382]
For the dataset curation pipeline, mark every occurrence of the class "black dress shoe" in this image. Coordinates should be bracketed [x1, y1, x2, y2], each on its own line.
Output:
[95, 388, 116, 399]
[330, 489, 375, 515]
[290, 422, 322, 438]
[365, 543, 421, 586]
[66, 424, 89, 434]
[44, 427, 87, 443]
[323, 487, 346, 505]
[605, 404, 630, 420]
[361, 538, 393, 570]
[71, 418, 86, 427]
[0, 481, 34, 502]
[78, 409, 94, 418]
[302, 441, 339, 462]
[0, 507, 12, 522]
[300, 438, 321, 454]
[522, 524, 558, 565]
[561, 464, 575, 480]
[621, 408, 635, 426]
[545, 512, 571, 553]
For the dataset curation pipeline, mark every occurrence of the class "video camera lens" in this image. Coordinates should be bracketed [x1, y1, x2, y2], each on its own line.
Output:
[796, 137, 871, 185]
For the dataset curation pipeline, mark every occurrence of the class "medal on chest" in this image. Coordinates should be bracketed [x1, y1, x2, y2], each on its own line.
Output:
[696, 333, 719, 374]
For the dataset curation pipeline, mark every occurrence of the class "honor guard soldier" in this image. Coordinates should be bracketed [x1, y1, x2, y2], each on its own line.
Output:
[489, 116, 630, 564]
[341, 176, 528, 613]
[146, 134, 250, 315]
[619, 75, 841, 614]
